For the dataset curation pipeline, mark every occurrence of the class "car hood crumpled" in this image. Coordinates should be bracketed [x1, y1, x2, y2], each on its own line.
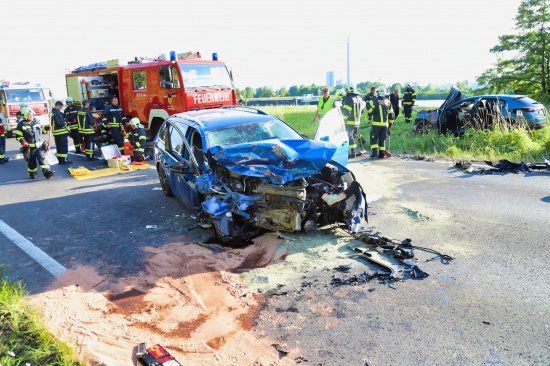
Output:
[208, 139, 338, 185]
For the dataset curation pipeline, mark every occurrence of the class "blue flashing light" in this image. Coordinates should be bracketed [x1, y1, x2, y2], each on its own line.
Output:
[0, 85, 8, 88]
[170, 51, 176, 61]
[212, 52, 218, 61]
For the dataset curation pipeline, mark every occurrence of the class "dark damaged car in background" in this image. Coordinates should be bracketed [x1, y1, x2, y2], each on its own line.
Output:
[414, 86, 548, 134]
[154, 107, 367, 243]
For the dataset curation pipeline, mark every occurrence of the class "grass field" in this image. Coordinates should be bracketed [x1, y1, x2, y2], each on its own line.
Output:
[0, 269, 84, 366]
[260, 105, 550, 162]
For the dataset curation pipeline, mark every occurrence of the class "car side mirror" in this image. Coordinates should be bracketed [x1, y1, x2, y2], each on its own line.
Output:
[170, 161, 195, 175]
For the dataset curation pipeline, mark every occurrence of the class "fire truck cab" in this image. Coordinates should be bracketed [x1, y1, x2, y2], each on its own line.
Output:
[0, 82, 52, 137]
[65, 52, 237, 140]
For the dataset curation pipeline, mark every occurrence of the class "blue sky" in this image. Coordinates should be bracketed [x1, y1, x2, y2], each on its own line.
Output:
[2, 0, 523, 98]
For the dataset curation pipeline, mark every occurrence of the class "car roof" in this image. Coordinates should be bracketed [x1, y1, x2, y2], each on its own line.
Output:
[167, 107, 279, 132]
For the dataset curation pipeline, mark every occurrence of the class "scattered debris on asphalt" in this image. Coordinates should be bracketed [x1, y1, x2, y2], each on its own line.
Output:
[456, 158, 550, 174]
[272, 343, 290, 354]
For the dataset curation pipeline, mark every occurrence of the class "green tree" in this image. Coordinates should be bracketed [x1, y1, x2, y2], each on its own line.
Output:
[244, 87, 254, 99]
[288, 85, 299, 96]
[277, 87, 288, 97]
[478, 0, 550, 100]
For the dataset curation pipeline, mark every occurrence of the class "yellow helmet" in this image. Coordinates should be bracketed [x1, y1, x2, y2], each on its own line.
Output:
[21, 107, 33, 118]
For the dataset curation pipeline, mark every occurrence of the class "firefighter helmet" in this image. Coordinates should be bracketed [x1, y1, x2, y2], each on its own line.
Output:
[19, 102, 28, 108]
[66, 97, 74, 103]
[129, 117, 141, 128]
[376, 86, 388, 97]
[344, 82, 356, 93]
[335, 88, 346, 100]
[21, 107, 33, 118]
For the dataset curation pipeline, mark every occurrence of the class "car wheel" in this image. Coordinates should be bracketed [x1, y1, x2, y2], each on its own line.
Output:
[157, 164, 173, 196]
[414, 119, 433, 134]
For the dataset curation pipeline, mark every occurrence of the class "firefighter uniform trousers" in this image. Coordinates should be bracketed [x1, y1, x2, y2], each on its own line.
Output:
[77, 108, 96, 159]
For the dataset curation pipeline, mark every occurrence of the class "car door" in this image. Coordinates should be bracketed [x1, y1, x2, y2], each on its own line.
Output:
[313, 108, 349, 167]
[164, 122, 201, 211]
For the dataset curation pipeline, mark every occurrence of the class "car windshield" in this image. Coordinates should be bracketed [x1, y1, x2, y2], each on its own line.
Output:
[179, 64, 232, 89]
[5, 89, 45, 102]
[205, 119, 302, 148]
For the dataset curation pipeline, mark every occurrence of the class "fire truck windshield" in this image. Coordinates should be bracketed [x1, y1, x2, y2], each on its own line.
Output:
[179, 64, 232, 90]
[5, 89, 45, 103]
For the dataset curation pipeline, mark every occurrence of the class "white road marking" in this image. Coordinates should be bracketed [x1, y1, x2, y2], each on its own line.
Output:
[0, 219, 67, 278]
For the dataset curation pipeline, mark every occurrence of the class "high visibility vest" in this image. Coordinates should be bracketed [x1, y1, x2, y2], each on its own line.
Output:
[403, 89, 416, 105]
[316, 96, 334, 117]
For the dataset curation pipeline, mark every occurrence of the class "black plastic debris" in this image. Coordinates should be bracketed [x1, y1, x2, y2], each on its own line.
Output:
[456, 158, 550, 174]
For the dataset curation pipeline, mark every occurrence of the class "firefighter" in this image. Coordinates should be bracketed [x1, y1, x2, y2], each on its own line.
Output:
[312, 87, 335, 122]
[15, 108, 55, 179]
[64, 97, 82, 153]
[77, 100, 97, 160]
[125, 117, 146, 162]
[341, 82, 363, 159]
[51, 101, 72, 164]
[363, 87, 376, 121]
[402, 84, 416, 123]
[101, 96, 127, 155]
[366, 87, 395, 158]
[0, 110, 8, 164]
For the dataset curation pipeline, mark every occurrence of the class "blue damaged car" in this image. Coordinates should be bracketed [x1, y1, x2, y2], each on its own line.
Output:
[154, 107, 367, 243]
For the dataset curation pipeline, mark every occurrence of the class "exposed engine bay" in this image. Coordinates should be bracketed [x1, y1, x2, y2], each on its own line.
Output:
[196, 154, 367, 243]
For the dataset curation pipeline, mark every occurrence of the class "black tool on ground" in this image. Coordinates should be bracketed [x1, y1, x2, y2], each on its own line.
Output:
[136, 343, 181, 366]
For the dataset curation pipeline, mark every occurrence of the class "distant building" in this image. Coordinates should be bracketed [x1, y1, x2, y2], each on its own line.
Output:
[326, 71, 335, 88]
[336, 79, 343, 87]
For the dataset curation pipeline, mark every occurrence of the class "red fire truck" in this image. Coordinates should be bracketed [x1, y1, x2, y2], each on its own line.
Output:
[65, 51, 237, 139]
[0, 82, 53, 137]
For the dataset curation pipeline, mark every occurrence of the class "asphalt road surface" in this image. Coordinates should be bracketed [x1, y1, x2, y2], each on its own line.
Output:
[0, 135, 549, 365]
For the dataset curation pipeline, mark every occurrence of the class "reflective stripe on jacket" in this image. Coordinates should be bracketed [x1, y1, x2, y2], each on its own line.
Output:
[15, 120, 47, 145]
[77, 108, 96, 135]
[64, 105, 80, 130]
[101, 104, 126, 129]
[366, 97, 395, 127]
[341, 93, 363, 126]
[403, 88, 416, 105]
[51, 108, 69, 136]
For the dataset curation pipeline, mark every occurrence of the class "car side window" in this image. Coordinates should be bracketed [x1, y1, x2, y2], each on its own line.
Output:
[186, 128, 205, 171]
[168, 124, 189, 158]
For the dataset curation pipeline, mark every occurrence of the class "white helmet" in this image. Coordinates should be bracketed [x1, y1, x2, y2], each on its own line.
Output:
[376, 86, 388, 97]
[129, 117, 141, 128]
